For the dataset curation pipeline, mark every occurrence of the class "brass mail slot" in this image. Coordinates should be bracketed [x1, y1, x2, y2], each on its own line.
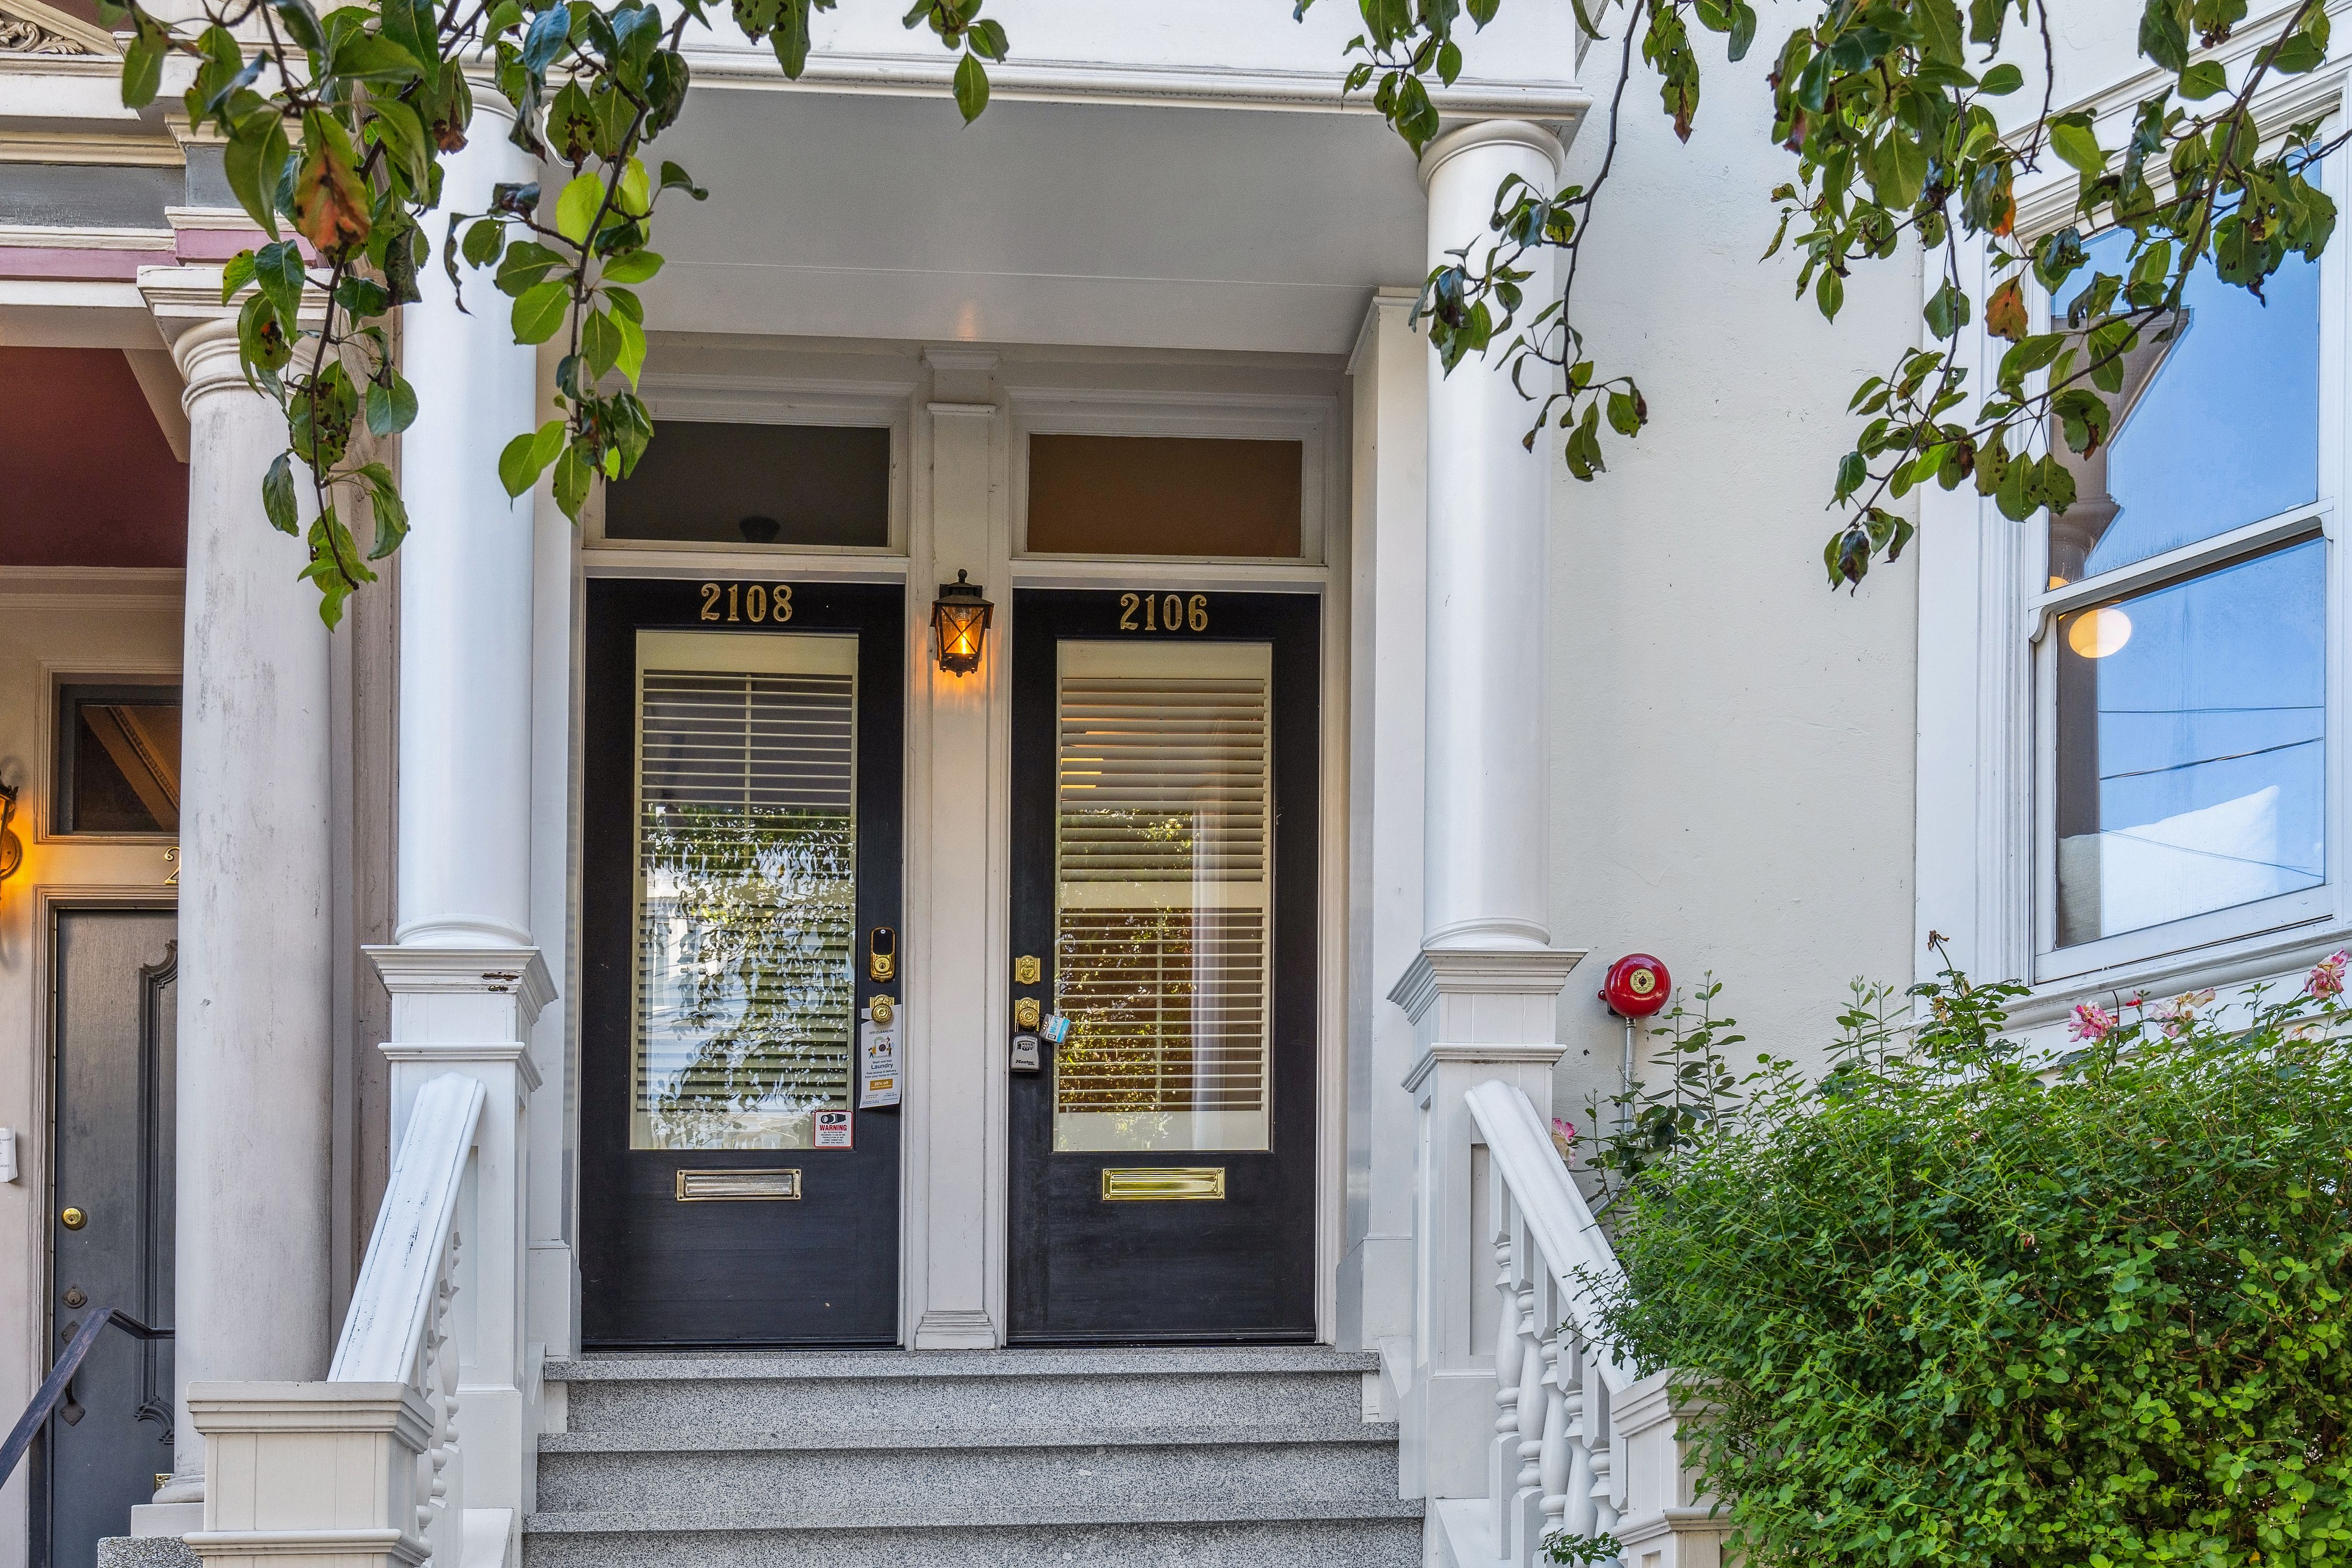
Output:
[676, 1169, 801, 1202]
[1100, 1166, 1226, 1202]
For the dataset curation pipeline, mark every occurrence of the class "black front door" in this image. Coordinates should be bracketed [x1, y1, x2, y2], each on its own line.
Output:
[1008, 590, 1319, 1343]
[40, 908, 176, 1567]
[580, 578, 904, 1347]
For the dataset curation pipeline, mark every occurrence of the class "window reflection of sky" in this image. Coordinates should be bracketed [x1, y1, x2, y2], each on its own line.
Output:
[2062, 229, 2320, 575]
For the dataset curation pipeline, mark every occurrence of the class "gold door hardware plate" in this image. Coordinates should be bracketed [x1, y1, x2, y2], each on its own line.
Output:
[676, 1169, 802, 1202]
[869, 926, 897, 982]
[1014, 954, 1042, 986]
[1013, 996, 1042, 1031]
[1100, 1167, 1226, 1202]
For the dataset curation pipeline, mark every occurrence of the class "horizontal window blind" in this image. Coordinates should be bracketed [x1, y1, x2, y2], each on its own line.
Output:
[633, 632, 858, 1151]
[1054, 642, 1274, 1153]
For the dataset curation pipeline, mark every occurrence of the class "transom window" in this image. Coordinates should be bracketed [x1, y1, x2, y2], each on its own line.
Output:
[2035, 218, 2335, 979]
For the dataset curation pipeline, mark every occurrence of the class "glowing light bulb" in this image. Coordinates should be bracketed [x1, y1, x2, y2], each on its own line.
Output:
[2066, 605, 2133, 659]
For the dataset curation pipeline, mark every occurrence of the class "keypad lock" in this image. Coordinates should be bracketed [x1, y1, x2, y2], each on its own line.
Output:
[868, 927, 897, 983]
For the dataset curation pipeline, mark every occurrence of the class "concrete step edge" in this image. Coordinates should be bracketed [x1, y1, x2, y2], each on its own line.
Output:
[547, 1347, 1379, 1382]
[524, 1495, 1426, 1534]
[539, 1420, 1400, 1454]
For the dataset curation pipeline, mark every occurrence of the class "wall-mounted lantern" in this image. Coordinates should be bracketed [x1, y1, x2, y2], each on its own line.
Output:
[931, 571, 994, 676]
[0, 782, 24, 893]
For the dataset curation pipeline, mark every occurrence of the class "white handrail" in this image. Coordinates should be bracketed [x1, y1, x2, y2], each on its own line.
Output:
[333, 1072, 485, 1381]
[1463, 1079, 1634, 1393]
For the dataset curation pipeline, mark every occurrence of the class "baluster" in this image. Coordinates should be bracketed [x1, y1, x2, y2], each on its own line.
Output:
[1537, 1324, 1572, 1553]
[1491, 1186, 1524, 1543]
[1562, 1335, 1596, 1545]
[1512, 1274, 1546, 1562]
[1588, 1378, 1619, 1561]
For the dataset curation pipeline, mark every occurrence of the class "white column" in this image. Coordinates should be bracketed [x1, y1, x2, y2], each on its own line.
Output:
[1420, 120, 1565, 954]
[142, 304, 337, 1509]
[1396, 118, 1587, 1507]
[364, 93, 549, 1530]
[396, 92, 539, 951]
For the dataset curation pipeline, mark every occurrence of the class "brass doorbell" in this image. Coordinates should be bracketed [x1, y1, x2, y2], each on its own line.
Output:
[869, 927, 897, 983]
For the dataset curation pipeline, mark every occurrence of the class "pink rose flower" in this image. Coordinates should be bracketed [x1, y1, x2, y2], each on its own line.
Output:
[2069, 1002, 2115, 1042]
[1550, 1118, 1577, 1162]
[2309, 951, 2348, 999]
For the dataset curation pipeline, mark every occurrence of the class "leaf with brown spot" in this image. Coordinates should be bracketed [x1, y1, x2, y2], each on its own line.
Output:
[292, 110, 371, 257]
[1985, 276, 2030, 342]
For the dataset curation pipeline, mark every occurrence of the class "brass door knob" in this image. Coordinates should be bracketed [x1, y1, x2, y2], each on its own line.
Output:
[59, 1207, 86, 1230]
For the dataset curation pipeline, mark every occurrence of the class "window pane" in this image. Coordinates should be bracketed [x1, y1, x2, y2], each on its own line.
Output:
[56, 685, 180, 834]
[2055, 539, 2325, 947]
[2048, 233, 2319, 583]
[1028, 434, 1303, 557]
[605, 422, 890, 548]
[1054, 641, 1273, 1152]
[633, 631, 858, 1150]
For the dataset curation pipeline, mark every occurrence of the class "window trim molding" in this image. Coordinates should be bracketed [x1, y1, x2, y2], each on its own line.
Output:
[1006, 385, 1339, 566]
[38, 664, 180, 845]
[1916, 65, 2352, 1000]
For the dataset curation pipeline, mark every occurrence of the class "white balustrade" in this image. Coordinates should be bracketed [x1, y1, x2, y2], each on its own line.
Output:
[1418, 1079, 1725, 1568]
[183, 1071, 517, 1568]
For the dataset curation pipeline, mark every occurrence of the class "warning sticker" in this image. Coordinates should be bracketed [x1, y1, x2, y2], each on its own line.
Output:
[814, 1109, 853, 1149]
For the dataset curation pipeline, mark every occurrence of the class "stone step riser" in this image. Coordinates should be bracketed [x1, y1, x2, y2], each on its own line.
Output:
[535, 1438, 1401, 1515]
[560, 1370, 1369, 1437]
[522, 1517, 1424, 1568]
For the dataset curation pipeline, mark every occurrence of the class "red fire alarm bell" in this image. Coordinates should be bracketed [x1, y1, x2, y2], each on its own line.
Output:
[1599, 954, 1670, 1018]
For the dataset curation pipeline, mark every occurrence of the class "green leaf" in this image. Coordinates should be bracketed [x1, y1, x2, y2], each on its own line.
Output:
[223, 114, 291, 239]
[512, 278, 572, 344]
[120, 19, 165, 108]
[220, 249, 259, 304]
[659, 160, 708, 200]
[1917, 0, 1965, 64]
[522, 2, 570, 72]
[1979, 62, 2023, 94]
[954, 50, 990, 122]
[379, 0, 437, 71]
[2176, 59, 2227, 98]
[365, 373, 419, 436]
[2049, 116, 2105, 177]
[613, 308, 647, 387]
[581, 307, 622, 381]
[773, 0, 813, 75]
[499, 419, 566, 498]
[262, 451, 299, 536]
[253, 240, 306, 328]
[600, 248, 664, 284]
[1923, 279, 1971, 339]
[1816, 269, 1844, 322]
[617, 156, 651, 217]
[555, 171, 605, 244]
[462, 216, 505, 269]
[552, 441, 594, 519]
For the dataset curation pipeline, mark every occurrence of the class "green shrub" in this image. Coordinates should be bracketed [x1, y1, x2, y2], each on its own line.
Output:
[1592, 955, 2352, 1568]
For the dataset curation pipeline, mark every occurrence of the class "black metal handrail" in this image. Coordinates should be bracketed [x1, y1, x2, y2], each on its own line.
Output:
[0, 1307, 173, 1488]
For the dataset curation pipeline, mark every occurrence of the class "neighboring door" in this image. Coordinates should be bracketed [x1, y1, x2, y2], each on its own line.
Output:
[579, 579, 905, 1347]
[39, 908, 176, 1568]
[1008, 590, 1320, 1343]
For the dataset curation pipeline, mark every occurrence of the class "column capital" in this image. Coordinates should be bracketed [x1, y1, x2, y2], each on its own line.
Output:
[1389, 946, 1589, 1025]
[1418, 118, 1565, 190]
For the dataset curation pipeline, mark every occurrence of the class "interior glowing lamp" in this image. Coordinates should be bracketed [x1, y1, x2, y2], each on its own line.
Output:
[931, 570, 994, 676]
[2066, 605, 2133, 660]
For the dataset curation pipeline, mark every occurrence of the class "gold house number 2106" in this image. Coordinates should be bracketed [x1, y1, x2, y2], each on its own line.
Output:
[1119, 593, 1208, 632]
[700, 582, 794, 623]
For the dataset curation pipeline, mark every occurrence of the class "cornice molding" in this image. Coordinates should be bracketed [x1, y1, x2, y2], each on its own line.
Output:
[0, 566, 184, 607]
[1400, 1040, 1565, 1095]
[0, 129, 178, 166]
[0, 222, 174, 250]
[0, 0, 114, 55]
[364, 943, 559, 1023]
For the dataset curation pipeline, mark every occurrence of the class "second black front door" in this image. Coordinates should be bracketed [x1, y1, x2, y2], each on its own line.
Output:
[580, 579, 904, 1347]
[1007, 589, 1320, 1343]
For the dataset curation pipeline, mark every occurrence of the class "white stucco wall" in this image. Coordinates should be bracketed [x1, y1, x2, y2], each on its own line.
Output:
[0, 579, 183, 1568]
[1513, 24, 1925, 1112]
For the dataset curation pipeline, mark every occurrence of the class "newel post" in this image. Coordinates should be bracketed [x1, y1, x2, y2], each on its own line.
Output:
[1394, 948, 1584, 1503]
[1610, 1370, 1729, 1568]
[182, 1383, 434, 1568]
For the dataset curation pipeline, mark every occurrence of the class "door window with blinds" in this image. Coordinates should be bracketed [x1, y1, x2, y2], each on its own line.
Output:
[1053, 641, 1273, 1152]
[632, 631, 858, 1150]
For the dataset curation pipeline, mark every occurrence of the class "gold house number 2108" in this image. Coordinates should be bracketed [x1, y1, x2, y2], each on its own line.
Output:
[699, 582, 794, 623]
[1119, 593, 1208, 632]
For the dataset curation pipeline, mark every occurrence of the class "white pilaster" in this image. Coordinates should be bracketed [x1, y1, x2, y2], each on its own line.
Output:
[906, 349, 1011, 1348]
[1343, 290, 1430, 1376]
[374, 93, 549, 1531]
[138, 279, 337, 1508]
[1419, 119, 1565, 953]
